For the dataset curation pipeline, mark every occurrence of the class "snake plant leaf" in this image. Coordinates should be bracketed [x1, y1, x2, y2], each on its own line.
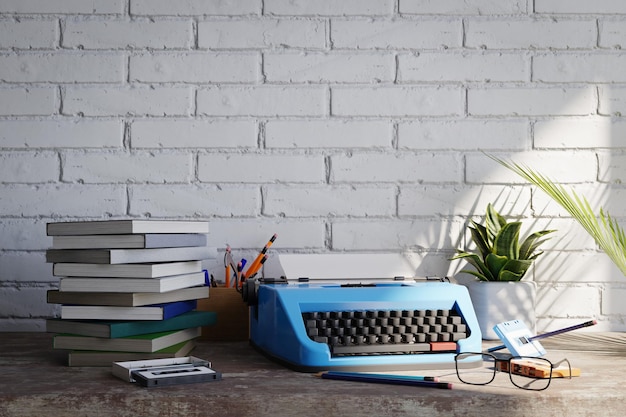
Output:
[485, 203, 506, 242]
[451, 252, 494, 281]
[469, 223, 490, 260]
[485, 253, 508, 278]
[493, 222, 521, 259]
[519, 230, 556, 260]
[499, 259, 533, 281]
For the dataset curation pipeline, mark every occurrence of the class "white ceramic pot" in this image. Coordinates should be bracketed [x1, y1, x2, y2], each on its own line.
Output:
[465, 280, 537, 340]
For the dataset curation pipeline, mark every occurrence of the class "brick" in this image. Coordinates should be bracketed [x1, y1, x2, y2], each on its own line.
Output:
[332, 220, 462, 251]
[465, 152, 597, 184]
[466, 19, 596, 49]
[0, 219, 52, 250]
[64, 19, 192, 49]
[0, 88, 56, 116]
[536, 285, 599, 317]
[599, 20, 626, 48]
[598, 152, 626, 183]
[131, 52, 258, 83]
[64, 87, 192, 116]
[207, 219, 326, 252]
[535, 0, 626, 14]
[130, 0, 260, 15]
[129, 185, 260, 217]
[331, 20, 461, 49]
[0, 120, 123, 148]
[0, 0, 124, 14]
[400, 0, 527, 14]
[0, 252, 54, 284]
[0, 152, 59, 182]
[332, 86, 463, 117]
[599, 86, 626, 116]
[0, 20, 56, 49]
[0, 184, 126, 216]
[63, 151, 192, 183]
[0, 286, 55, 316]
[265, 0, 394, 15]
[264, 185, 396, 217]
[398, 185, 531, 217]
[0, 53, 125, 83]
[265, 120, 392, 149]
[331, 153, 461, 183]
[398, 52, 527, 83]
[529, 182, 621, 217]
[197, 86, 327, 117]
[0, 318, 48, 332]
[264, 52, 395, 83]
[536, 250, 626, 284]
[398, 120, 529, 150]
[468, 87, 596, 116]
[602, 286, 626, 315]
[535, 53, 626, 83]
[132, 119, 257, 148]
[198, 19, 326, 49]
[198, 153, 325, 183]
[535, 118, 626, 149]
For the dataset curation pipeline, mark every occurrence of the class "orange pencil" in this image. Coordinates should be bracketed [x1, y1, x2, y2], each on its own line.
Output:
[224, 245, 232, 288]
[245, 234, 277, 278]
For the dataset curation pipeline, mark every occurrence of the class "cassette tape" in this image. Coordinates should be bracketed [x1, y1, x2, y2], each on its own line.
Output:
[493, 319, 546, 357]
[113, 356, 222, 388]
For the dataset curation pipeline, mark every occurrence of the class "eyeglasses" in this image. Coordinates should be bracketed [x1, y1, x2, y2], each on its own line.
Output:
[454, 352, 572, 391]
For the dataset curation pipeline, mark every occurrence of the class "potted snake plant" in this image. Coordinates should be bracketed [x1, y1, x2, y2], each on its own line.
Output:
[452, 203, 556, 339]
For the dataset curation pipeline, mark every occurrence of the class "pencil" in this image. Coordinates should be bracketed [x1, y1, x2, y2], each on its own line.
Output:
[488, 320, 597, 353]
[245, 234, 277, 278]
[315, 371, 452, 389]
[322, 371, 439, 382]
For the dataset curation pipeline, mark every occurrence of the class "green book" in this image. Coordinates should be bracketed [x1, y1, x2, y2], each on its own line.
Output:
[46, 310, 217, 338]
[53, 327, 201, 353]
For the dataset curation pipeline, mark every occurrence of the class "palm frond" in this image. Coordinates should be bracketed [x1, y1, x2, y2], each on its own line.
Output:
[490, 155, 626, 277]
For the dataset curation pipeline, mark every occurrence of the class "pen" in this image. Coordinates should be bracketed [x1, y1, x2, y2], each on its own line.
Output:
[245, 234, 277, 278]
[316, 371, 452, 389]
[488, 320, 598, 353]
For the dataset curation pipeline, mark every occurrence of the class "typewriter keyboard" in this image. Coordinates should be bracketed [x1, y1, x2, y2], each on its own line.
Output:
[302, 309, 470, 356]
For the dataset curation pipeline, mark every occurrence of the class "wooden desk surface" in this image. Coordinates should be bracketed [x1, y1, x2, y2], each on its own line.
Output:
[1, 332, 624, 417]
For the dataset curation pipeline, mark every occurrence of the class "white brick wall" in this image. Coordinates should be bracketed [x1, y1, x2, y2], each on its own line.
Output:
[2, 0, 626, 332]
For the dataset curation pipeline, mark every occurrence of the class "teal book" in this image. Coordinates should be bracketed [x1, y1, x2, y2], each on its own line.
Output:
[46, 310, 217, 338]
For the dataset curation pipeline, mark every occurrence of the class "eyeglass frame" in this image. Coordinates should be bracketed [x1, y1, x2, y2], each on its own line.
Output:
[454, 352, 572, 391]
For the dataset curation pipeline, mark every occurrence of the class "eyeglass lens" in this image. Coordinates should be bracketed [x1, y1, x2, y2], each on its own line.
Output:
[455, 353, 496, 385]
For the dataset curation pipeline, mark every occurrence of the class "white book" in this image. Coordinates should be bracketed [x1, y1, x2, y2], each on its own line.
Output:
[58, 272, 207, 293]
[53, 260, 202, 278]
[46, 246, 217, 264]
[51, 233, 208, 249]
[47, 220, 209, 236]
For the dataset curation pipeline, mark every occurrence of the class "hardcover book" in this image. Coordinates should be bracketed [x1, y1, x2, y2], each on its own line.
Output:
[53, 327, 202, 352]
[66, 340, 196, 367]
[46, 246, 216, 264]
[57, 272, 207, 293]
[51, 233, 208, 249]
[47, 310, 217, 338]
[47, 220, 210, 236]
[59, 300, 197, 321]
[48, 285, 209, 305]
[53, 261, 202, 278]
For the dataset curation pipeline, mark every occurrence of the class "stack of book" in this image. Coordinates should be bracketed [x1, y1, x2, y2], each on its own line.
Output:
[45, 219, 218, 366]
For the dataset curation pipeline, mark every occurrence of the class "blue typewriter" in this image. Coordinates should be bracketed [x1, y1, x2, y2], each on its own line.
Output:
[241, 254, 482, 372]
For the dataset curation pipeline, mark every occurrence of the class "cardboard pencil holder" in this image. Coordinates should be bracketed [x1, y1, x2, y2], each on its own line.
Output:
[198, 287, 249, 341]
